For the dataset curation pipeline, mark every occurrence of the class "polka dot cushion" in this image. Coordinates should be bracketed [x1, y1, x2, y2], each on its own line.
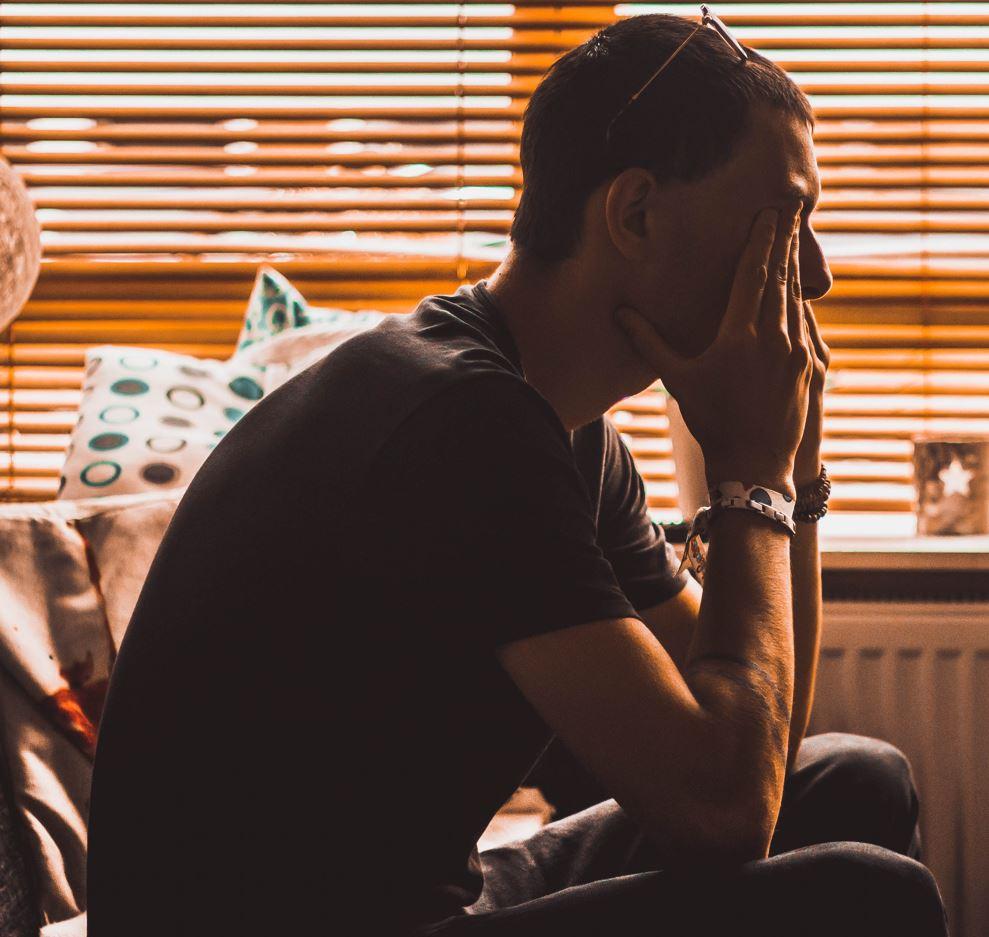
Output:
[59, 346, 267, 499]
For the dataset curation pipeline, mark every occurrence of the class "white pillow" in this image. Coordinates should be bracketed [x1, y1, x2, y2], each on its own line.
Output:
[58, 346, 266, 499]
[236, 265, 384, 358]
[242, 316, 387, 393]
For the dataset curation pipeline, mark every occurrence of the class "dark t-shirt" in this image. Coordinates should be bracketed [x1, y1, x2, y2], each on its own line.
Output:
[87, 282, 689, 936]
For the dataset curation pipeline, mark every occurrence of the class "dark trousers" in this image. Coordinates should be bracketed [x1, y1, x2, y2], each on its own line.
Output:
[412, 734, 948, 937]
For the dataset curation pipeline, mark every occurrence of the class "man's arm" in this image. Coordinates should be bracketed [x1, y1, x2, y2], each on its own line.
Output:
[640, 288, 831, 778]
[637, 573, 701, 671]
[639, 527, 821, 776]
[497, 508, 794, 867]
[788, 518, 822, 772]
[786, 304, 829, 772]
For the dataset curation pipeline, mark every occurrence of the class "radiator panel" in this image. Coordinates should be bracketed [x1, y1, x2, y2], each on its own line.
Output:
[813, 602, 989, 937]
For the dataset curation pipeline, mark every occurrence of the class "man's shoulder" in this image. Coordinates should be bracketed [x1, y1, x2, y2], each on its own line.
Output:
[381, 370, 568, 464]
[329, 285, 519, 377]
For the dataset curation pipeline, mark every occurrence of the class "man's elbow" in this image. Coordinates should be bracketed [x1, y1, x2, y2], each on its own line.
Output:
[671, 798, 776, 868]
[631, 757, 781, 866]
[710, 801, 777, 864]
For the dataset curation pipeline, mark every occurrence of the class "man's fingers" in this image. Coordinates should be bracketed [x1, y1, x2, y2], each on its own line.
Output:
[614, 306, 684, 384]
[786, 224, 803, 350]
[803, 302, 831, 370]
[763, 204, 800, 335]
[721, 207, 778, 335]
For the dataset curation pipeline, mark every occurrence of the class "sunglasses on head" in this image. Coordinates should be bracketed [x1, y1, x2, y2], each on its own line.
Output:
[604, 5, 749, 153]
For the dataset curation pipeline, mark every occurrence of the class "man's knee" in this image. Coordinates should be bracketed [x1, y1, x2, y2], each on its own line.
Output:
[819, 732, 914, 786]
[794, 732, 920, 854]
[807, 843, 946, 937]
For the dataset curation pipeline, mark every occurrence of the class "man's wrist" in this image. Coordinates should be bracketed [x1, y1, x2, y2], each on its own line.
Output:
[704, 464, 796, 502]
[705, 501, 794, 539]
[794, 459, 822, 490]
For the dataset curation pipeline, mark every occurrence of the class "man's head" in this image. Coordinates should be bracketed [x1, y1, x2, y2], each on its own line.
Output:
[509, 14, 832, 357]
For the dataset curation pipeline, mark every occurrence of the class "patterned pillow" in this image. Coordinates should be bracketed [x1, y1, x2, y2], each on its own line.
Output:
[58, 346, 266, 499]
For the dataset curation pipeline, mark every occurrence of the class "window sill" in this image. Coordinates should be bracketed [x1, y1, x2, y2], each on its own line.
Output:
[667, 527, 989, 601]
[821, 535, 989, 571]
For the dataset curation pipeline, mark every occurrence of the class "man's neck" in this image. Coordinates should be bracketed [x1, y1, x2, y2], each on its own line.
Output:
[485, 251, 652, 432]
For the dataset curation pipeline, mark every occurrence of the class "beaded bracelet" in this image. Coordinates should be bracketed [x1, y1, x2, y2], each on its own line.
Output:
[794, 463, 831, 523]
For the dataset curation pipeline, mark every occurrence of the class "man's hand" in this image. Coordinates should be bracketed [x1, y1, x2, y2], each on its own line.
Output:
[793, 303, 831, 488]
[614, 203, 813, 499]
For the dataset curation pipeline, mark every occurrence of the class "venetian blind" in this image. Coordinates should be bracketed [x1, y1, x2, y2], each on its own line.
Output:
[1, 2, 987, 537]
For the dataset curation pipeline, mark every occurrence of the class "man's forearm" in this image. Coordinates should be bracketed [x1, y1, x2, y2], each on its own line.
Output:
[682, 508, 796, 852]
[787, 518, 822, 772]
[643, 516, 819, 776]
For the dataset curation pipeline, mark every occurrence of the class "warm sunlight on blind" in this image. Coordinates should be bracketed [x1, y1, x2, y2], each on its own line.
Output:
[1, 2, 988, 537]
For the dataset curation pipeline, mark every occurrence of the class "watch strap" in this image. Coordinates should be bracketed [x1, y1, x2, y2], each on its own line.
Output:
[675, 479, 797, 585]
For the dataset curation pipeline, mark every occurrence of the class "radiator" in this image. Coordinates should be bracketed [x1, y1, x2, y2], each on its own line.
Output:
[812, 601, 989, 937]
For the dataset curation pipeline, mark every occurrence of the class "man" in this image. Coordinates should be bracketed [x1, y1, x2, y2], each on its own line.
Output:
[88, 13, 948, 937]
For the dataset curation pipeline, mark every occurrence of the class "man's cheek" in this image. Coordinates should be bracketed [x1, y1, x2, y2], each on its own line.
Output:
[680, 269, 732, 356]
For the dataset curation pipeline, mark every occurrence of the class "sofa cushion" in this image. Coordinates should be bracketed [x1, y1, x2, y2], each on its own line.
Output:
[0, 491, 183, 934]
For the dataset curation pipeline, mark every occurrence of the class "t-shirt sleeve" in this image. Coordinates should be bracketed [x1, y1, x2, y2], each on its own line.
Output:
[596, 417, 691, 611]
[364, 376, 640, 649]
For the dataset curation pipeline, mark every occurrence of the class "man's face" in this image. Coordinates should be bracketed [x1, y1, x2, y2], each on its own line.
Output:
[621, 104, 832, 358]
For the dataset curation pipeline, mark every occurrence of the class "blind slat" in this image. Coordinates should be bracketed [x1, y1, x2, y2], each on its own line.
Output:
[10, 57, 989, 76]
[7, 34, 989, 53]
[11, 78, 989, 96]
[35, 190, 989, 212]
[9, 148, 989, 174]
[22, 212, 989, 236]
[5, 118, 989, 146]
[16, 166, 989, 188]
[7, 11, 989, 27]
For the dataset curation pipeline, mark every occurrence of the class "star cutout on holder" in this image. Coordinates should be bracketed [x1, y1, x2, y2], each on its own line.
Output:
[938, 458, 974, 497]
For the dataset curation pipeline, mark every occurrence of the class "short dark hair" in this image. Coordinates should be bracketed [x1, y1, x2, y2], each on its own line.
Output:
[509, 14, 814, 263]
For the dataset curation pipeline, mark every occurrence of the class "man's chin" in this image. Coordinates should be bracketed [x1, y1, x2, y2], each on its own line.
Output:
[616, 359, 661, 402]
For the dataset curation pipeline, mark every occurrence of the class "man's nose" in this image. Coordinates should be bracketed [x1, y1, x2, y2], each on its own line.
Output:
[800, 229, 833, 301]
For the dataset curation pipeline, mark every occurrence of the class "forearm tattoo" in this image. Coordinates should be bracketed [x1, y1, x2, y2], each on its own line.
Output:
[686, 652, 792, 759]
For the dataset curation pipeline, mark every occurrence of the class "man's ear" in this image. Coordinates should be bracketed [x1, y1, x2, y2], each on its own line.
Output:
[604, 167, 660, 262]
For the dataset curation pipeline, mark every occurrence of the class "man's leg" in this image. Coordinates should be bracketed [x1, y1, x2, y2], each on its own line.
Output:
[418, 842, 947, 937]
[479, 731, 923, 911]
[770, 732, 922, 859]
[527, 731, 922, 859]
[470, 799, 653, 912]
